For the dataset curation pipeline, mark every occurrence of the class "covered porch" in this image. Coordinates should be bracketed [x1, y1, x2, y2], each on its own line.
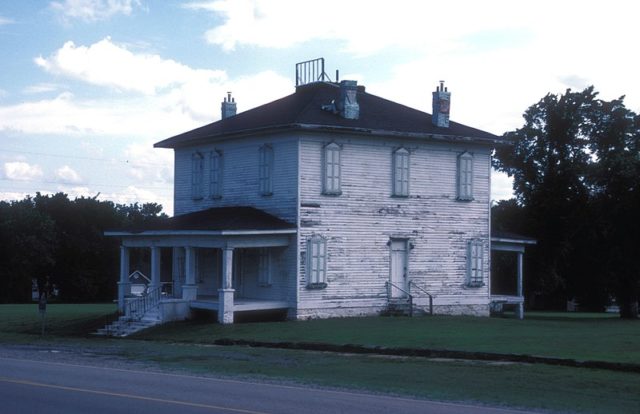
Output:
[490, 231, 537, 319]
[106, 207, 297, 324]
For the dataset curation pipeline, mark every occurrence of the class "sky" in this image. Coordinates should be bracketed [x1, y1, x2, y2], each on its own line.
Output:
[1, 0, 639, 216]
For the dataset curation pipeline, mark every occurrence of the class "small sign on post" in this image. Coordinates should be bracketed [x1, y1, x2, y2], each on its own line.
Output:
[39, 295, 47, 336]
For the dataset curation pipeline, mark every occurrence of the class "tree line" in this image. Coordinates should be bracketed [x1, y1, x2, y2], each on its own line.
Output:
[493, 86, 639, 318]
[0, 193, 166, 303]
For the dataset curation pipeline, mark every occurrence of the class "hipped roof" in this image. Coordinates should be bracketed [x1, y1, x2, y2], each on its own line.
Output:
[155, 81, 505, 149]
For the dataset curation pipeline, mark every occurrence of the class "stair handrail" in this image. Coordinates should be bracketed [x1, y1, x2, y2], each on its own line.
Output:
[385, 281, 413, 317]
[125, 285, 162, 321]
[409, 280, 434, 315]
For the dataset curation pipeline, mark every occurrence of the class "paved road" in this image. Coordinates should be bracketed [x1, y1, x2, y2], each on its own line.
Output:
[0, 356, 539, 414]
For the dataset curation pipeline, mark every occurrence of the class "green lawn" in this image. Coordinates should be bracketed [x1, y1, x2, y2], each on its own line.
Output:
[0, 303, 117, 338]
[135, 311, 640, 364]
[1, 304, 639, 413]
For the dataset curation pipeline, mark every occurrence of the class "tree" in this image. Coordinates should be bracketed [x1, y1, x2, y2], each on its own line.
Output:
[494, 87, 640, 317]
[494, 88, 596, 309]
[0, 199, 56, 302]
[586, 97, 640, 317]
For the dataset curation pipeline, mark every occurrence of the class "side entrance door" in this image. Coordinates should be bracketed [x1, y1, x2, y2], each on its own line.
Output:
[389, 240, 408, 298]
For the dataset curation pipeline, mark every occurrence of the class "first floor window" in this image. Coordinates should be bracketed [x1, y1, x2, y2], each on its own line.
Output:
[306, 235, 327, 288]
[258, 248, 271, 287]
[467, 239, 484, 287]
[192, 152, 204, 200]
[457, 151, 473, 200]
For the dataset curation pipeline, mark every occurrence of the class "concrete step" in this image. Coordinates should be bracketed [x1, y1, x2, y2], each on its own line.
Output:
[94, 307, 162, 337]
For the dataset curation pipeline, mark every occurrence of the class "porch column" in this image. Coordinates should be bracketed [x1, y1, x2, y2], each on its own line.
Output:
[516, 251, 524, 320]
[218, 247, 235, 324]
[182, 246, 197, 300]
[117, 246, 131, 313]
[172, 247, 184, 298]
[150, 246, 161, 290]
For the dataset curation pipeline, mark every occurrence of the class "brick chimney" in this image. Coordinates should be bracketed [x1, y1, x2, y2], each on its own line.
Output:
[336, 80, 359, 120]
[432, 81, 450, 128]
[221, 92, 236, 119]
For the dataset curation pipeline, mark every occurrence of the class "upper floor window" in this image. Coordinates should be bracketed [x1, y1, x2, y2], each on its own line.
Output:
[467, 239, 484, 287]
[191, 152, 204, 200]
[306, 234, 327, 289]
[259, 144, 273, 196]
[392, 148, 410, 197]
[323, 142, 341, 195]
[457, 151, 474, 201]
[210, 150, 223, 199]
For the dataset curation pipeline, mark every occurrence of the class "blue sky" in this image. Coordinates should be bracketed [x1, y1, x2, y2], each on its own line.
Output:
[1, 0, 638, 215]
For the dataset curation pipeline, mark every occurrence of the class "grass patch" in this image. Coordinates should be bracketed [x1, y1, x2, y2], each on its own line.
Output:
[136, 312, 640, 364]
[1, 304, 639, 413]
[0, 303, 117, 339]
[14, 337, 639, 414]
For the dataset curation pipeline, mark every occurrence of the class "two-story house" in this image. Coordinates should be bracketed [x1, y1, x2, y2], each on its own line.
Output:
[107, 59, 514, 326]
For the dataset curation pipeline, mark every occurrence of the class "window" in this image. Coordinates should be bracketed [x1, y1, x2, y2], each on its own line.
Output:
[323, 142, 341, 195]
[306, 235, 327, 288]
[467, 239, 484, 287]
[259, 144, 273, 196]
[392, 148, 410, 197]
[191, 152, 204, 200]
[457, 151, 473, 201]
[210, 150, 223, 199]
[258, 248, 271, 287]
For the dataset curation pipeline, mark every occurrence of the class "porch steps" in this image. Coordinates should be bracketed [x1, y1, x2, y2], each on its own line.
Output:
[95, 308, 161, 337]
[382, 298, 413, 316]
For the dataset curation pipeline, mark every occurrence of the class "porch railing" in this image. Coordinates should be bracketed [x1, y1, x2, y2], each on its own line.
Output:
[126, 285, 161, 321]
[409, 280, 434, 315]
[385, 281, 413, 317]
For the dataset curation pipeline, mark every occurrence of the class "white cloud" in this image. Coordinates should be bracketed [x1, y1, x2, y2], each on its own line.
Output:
[0, 16, 14, 25]
[2, 162, 44, 181]
[55, 165, 82, 184]
[36, 37, 227, 95]
[124, 142, 173, 184]
[185, 0, 530, 54]
[101, 186, 173, 215]
[23, 83, 62, 94]
[50, 0, 140, 22]
[2, 38, 292, 138]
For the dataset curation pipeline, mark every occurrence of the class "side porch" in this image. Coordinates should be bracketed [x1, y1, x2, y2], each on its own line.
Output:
[490, 231, 537, 319]
[106, 207, 298, 325]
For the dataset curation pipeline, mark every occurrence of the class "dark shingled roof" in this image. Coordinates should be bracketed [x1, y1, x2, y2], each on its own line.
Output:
[115, 206, 296, 234]
[155, 81, 504, 148]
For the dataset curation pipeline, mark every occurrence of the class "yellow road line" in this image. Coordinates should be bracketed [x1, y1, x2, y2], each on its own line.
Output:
[0, 376, 270, 414]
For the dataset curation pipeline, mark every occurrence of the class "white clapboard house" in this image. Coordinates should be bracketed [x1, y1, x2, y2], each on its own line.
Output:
[106, 59, 532, 327]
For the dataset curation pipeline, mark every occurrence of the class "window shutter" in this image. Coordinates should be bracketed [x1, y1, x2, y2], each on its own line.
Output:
[457, 152, 473, 200]
[323, 143, 341, 195]
[210, 150, 222, 198]
[393, 148, 410, 197]
[259, 145, 273, 196]
[307, 235, 327, 288]
[192, 152, 203, 200]
[467, 239, 484, 287]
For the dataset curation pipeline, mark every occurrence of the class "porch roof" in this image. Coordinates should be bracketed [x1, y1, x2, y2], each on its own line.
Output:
[491, 230, 537, 250]
[106, 206, 296, 237]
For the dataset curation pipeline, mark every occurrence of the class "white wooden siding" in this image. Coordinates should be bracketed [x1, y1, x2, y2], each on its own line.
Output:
[297, 134, 491, 314]
[173, 134, 298, 223]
